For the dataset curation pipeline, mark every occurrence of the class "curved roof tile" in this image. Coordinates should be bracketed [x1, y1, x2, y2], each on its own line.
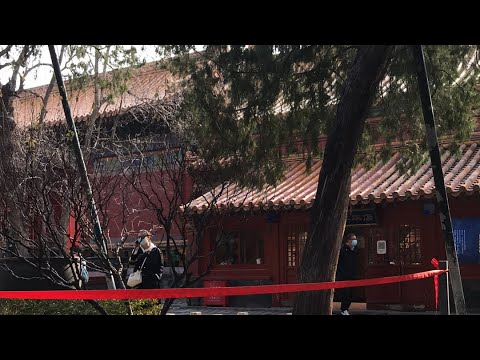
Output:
[13, 62, 174, 127]
[187, 142, 480, 214]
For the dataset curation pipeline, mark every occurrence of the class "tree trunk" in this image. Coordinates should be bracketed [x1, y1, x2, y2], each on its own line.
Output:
[412, 45, 466, 314]
[0, 83, 29, 256]
[293, 45, 393, 315]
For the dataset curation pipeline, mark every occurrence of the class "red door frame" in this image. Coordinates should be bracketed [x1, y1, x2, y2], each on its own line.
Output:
[365, 201, 436, 309]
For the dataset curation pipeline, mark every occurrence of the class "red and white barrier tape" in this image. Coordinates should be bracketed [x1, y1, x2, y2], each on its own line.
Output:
[431, 258, 440, 311]
[0, 269, 447, 300]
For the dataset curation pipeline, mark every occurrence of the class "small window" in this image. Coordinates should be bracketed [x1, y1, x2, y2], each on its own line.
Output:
[286, 226, 308, 268]
[287, 232, 296, 267]
[215, 230, 264, 265]
[298, 231, 308, 263]
[93, 156, 122, 174]
[399, 225, 422, 265]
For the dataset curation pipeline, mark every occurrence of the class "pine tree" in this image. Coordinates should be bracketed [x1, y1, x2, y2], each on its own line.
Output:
[161, 45, 480, 314]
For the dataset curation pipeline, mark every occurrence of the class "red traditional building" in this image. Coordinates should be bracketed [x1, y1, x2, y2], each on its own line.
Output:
[10, 61, 480, 310]
[188, 134, 480, 310]
[11, 63, 188, 264]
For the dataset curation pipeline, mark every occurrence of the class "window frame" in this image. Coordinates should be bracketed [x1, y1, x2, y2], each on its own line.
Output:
[213, 228, 265, 266]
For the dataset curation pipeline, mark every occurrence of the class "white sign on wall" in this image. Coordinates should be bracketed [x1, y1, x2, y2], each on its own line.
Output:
[377, 240, 387, 255]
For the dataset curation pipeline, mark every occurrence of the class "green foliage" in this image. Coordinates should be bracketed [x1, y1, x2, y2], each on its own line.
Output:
[0, 45, 44, 90]
[0, 299, 162, 315]
[160, 45, 480, 184]
[65, 45, 141, 108]
[128, 299, 163, 315]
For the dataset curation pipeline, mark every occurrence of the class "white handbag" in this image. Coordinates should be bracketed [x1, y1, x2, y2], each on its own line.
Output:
[127, 256, 147, 288]
[127, 270, 142, 288]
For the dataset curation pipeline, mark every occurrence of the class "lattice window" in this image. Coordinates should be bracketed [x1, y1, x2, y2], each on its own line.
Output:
[287, 230, 296, 268]
[215, 230, 264, 265]
[286, 227, 308, 268]
[215, 231, 240, 265]
[399, 225, 422, 265]
[298, 231, 308, 265]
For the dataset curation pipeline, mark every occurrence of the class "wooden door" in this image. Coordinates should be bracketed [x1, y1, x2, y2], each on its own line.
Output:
[397, 225, 432, 307]
[365, 226, 401, 304]
[280, 224, 308, 306]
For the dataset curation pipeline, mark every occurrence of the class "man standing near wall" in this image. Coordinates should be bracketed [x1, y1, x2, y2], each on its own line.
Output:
[336, 233, 358, 315]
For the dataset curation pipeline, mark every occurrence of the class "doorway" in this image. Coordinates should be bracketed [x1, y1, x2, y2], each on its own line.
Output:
[338, 226, 371, 302]
[279, 223, 308, 306]
[365, 224, 431, 307]
[279, 224, 371, 306]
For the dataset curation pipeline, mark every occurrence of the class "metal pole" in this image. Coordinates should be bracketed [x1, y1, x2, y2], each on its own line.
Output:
[412, 45, 465, 314]
[48, 45, 116, 289]
[439, 260, 450, 315]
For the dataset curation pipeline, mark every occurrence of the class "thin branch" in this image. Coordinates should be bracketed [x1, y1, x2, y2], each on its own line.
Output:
[0, 45, 13, 58]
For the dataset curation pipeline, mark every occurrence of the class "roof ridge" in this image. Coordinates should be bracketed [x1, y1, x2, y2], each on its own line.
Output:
[17, 61, 168, 100]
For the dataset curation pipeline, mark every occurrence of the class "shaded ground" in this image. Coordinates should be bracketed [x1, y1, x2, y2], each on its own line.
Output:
[166, 301, 442, 315]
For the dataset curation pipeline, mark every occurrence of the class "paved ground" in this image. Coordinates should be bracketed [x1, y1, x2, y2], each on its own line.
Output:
[166, 301, 439, 315]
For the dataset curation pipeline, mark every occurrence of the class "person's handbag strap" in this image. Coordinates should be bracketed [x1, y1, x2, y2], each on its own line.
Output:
[139, 255, 148, 271]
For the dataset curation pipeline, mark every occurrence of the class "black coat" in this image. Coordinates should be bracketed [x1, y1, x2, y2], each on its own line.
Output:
[132, 247, 164, 289]
[336, 244, 357, 281]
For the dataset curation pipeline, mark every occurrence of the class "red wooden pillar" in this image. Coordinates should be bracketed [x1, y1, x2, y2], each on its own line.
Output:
[271, 221, 282, 306]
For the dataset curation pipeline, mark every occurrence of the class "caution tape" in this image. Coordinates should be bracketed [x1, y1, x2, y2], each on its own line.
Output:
[0, 269, 447, 300]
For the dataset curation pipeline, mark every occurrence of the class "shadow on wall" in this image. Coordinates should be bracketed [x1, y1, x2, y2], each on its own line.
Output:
[0, 260, 209, 295]
[0, 257, 125, 291]
[0, 257, 67, 291]
[227, 280, 273, 308]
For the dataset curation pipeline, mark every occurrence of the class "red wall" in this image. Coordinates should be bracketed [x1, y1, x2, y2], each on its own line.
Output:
[69, 152, 194, 248]
[199, 214, 274, 281]
[195, 195, 480, 309]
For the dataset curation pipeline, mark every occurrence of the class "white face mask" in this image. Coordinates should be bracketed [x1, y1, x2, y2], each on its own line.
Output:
[351, 239, 358, 248]
[140, 238, 149, 250]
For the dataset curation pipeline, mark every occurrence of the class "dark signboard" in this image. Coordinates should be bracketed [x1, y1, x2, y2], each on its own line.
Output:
[346, 208, 377, 226]
[452, 218, 480, 264]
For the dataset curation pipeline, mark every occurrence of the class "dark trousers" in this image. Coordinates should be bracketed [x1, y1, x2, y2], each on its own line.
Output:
[337, 287, 352, 311]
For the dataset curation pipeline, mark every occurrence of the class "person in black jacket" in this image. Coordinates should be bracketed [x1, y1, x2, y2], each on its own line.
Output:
[129, 230, 164, 289]
[336, 232, 358, 315]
